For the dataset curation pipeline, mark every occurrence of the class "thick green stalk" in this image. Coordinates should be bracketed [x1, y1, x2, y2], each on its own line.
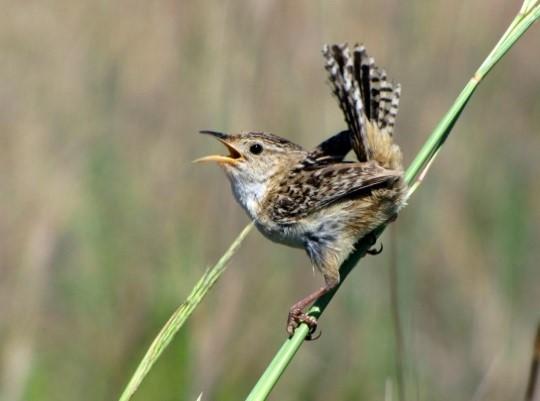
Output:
[118, 223, 254, 401]
[246, 4, 540, 401]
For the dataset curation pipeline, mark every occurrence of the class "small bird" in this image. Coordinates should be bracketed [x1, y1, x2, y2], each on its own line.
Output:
[196, 44, 407, 339]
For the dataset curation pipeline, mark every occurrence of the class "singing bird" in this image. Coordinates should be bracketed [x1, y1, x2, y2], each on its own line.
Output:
[196, 44, 407, 339]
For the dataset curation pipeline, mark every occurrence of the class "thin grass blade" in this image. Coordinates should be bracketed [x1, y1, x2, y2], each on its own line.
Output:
[118, 223, 254, 401]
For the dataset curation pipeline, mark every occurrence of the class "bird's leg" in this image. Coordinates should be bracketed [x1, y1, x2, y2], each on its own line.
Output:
[366, 232, 383, 255]
[287, 273, 339, 341]
[287, 286, 328, 340]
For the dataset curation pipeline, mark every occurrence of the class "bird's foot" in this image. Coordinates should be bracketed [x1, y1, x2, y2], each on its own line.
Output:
[366, 233, 383, 255]
[367, 242, 383, 255]
[287, 308, 321, 341]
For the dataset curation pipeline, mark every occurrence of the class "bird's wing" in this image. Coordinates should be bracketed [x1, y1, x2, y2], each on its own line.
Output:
[307, 130, 352, 165]
[269, 162, 400, 224]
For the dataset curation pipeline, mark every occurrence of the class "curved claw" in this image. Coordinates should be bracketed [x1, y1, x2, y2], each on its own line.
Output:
[287, 309, 320, 340]
[306, 327, 322, 341]
[367, 242, 383, 255]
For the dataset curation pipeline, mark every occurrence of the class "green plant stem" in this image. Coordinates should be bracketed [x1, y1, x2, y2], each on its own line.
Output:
[245, 229, 380, 401]
[405, 4, 540, 188]
[246, 4, 540, 401]
[118, 223, 254, 401]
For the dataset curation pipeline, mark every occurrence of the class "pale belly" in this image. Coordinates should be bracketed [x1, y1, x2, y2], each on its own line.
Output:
[254, 220, 307, 249]
[252, 197, 391, 253]
[253, 207, 353, 251]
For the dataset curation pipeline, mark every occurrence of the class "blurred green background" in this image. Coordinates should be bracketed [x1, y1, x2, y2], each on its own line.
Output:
[1, 1, 539, 400]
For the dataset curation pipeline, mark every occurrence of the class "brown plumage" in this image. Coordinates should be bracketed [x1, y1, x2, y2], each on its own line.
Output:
[196, 43, 407, 338]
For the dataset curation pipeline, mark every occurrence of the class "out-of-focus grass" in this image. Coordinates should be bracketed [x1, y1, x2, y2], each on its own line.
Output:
[119, 223, 253, 401]
[0, 1, 539, 401]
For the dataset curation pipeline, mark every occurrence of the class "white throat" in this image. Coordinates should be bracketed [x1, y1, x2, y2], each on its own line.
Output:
[229, 177, 267, 220]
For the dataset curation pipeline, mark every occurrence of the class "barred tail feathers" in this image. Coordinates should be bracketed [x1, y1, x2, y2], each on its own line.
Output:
[323, 43, 403, 170]
[323, 44, 371, 162]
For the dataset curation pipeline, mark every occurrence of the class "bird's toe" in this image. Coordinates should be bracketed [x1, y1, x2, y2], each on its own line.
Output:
[287, 308, 320, 340]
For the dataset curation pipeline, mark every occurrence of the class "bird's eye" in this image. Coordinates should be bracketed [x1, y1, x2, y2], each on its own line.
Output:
[249, 143, 263, 155]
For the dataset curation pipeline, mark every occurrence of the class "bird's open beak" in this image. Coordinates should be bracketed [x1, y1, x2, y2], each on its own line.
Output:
[193, 130, 244, 165]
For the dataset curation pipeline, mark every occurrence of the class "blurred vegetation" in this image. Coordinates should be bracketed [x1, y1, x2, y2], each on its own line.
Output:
[0, 1, 539, 401]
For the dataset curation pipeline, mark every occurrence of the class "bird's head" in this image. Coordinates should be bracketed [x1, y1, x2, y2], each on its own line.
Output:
[195, 130, 304, 185]
[195, 130, 305, 218]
